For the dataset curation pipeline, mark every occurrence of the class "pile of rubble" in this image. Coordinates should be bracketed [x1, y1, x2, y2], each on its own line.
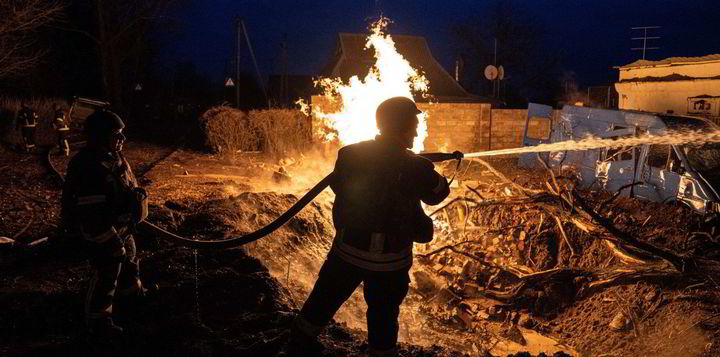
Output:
[410, 158, 720, 355]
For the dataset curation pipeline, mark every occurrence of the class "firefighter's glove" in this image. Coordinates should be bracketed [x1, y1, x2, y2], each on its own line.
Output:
[412, 207, 434, 244]
[101, 234, 126, 258]
[130, 187, 149, 224]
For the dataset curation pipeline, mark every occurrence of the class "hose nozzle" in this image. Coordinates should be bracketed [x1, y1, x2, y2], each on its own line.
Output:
[418, 151, 464, 162]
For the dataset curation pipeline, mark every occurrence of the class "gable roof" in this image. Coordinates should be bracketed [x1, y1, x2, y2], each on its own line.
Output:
[323, 33, 494, 103]
[616, 54, 720, 69]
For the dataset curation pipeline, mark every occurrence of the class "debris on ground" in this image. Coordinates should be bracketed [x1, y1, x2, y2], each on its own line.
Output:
[1, 143, 719, 357]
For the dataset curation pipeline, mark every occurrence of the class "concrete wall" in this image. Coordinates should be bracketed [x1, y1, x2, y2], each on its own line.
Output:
[311, 95, 554, 153]
[615, 79, 720, 115]
[615, 60, 720, 118]
[615, 79, 720, 116]
[618, 61, 720, 81]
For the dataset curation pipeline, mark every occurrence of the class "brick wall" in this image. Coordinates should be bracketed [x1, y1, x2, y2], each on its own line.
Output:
[416, 102, 490, 152]
[310, 95, 556, 153]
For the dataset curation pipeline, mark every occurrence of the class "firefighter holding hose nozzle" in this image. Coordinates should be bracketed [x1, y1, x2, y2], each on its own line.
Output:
[60, 110, 151, 339]
[285, 97, 451, 357]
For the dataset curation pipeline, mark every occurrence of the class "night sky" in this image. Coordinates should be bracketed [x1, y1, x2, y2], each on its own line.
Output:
[162, 0, 720, 89]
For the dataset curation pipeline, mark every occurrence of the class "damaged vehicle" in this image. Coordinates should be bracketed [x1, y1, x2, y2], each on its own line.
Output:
[519, 103, 720, 214]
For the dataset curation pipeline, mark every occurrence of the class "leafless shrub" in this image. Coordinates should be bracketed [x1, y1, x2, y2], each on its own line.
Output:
[199, 106, 311, 158]
[0, 0, 64, 79]
[249, 109, 311, 158]
[199, 105, 256, 154]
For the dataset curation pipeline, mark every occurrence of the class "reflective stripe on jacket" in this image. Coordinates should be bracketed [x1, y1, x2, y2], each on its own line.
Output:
[330, 228, 412, 272]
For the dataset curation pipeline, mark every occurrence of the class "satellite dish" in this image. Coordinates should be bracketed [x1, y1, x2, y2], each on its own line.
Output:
[484, 65, 498, 80]
[498, 65, 505, 80]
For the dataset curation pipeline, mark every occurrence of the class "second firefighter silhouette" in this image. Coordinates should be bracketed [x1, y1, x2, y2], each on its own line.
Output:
[16, 102, 38, 152]
[61, 110, 149, 338]
[52, 104, 70, 156]
[292, 97, 450, 357]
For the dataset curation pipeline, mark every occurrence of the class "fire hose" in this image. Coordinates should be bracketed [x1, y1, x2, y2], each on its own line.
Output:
[140, 151, 464, 249]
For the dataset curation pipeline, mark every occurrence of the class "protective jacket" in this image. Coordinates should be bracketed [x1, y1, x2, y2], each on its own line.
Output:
[53, 109, 70, 132]
[61, 147, 145, 255]
[53, 109, 70, 155]
[329, 136, 449, 271]
[16, 107, 37, 129]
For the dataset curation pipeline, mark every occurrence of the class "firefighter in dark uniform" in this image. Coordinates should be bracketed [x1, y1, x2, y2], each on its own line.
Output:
[289, 96, 451, 357]
[16, 102, 38, 152]
[61, 110, 149, 338]
[52, 104, 70, 156]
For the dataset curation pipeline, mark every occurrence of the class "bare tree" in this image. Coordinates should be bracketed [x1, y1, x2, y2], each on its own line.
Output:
[0, 0, 63, 79]
[58, 0, 178, 112]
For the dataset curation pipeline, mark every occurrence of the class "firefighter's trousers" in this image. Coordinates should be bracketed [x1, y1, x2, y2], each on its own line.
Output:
[57, 131, 69, 156]
[21, 126, 35, 151]
[296, 252, 410, 353]
[85, 235, 141, 323]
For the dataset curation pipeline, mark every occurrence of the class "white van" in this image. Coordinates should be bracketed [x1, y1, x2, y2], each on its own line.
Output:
[520, 104, 720, 214]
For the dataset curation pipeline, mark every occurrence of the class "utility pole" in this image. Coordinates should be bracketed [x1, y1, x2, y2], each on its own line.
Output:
[280, 33, 289, 107]
[241, 19, 268, 107]
[631, 26, 661, 60]
[493, 37, 498, 97]
[234, 17, 269, 108]
[235, 17, 241, 109]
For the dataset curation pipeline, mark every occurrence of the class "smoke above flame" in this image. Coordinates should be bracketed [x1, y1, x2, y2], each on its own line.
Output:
[308, 18, 430, 152]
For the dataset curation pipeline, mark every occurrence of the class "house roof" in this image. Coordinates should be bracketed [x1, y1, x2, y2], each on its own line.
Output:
[323, 33, 495, 103]
[615, 54, 720, 69]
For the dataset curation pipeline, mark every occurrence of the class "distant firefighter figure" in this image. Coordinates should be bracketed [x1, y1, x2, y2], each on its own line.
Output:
[16, 102, 38, 152]
[61, 110, 151, 339]
[52, 104, 70, 156]
[286, 97, 450, 357]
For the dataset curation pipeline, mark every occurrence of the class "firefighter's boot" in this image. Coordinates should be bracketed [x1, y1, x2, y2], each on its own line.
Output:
[88, 317, 123, 339]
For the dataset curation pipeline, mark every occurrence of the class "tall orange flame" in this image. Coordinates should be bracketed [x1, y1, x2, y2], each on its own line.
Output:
[310, 18, 430, 152]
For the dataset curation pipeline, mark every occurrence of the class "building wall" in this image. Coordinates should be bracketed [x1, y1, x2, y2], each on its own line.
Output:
[311, 95, 553, 153]
[618, 61, 720, 80]
[615, 79, 720, 115]
[615, 61, 720, 118]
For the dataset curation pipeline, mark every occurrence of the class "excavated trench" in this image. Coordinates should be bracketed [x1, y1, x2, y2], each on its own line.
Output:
[163, 157, 579, 356]
[5, 143, 717, 356]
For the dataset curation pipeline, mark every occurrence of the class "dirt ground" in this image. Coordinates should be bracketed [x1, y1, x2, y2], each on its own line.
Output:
[1, 140, 718, 357]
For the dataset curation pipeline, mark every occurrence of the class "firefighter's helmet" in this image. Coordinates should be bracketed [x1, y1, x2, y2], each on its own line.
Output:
[375, 96, 421, 134]
[84, 110, 125, 139]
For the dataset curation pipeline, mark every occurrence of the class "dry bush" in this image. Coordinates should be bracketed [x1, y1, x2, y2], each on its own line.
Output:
[200, 105, 311, 158]
[0, 96, 66, 146]
[199, 105, 257, 154]
[249, 109, 311, 157]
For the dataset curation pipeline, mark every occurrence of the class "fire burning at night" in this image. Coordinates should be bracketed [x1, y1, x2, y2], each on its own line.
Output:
[304, 18, 430, 152]
[5, 2, 720, 356]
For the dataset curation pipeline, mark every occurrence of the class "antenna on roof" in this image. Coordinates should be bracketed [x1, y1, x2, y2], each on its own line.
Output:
[631, 26, 661, 60]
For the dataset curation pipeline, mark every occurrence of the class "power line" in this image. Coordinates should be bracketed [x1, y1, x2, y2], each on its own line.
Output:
[630, 26, 661, 60]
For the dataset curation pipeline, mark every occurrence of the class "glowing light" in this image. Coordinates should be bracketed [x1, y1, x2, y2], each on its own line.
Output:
[311, 18, 430, 152]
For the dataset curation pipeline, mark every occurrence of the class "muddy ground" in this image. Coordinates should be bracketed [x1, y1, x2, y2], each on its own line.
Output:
[1, 141, 718, 356]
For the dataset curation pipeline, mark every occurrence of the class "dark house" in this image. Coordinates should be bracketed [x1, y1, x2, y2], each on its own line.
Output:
[323, 33, 495, 103]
